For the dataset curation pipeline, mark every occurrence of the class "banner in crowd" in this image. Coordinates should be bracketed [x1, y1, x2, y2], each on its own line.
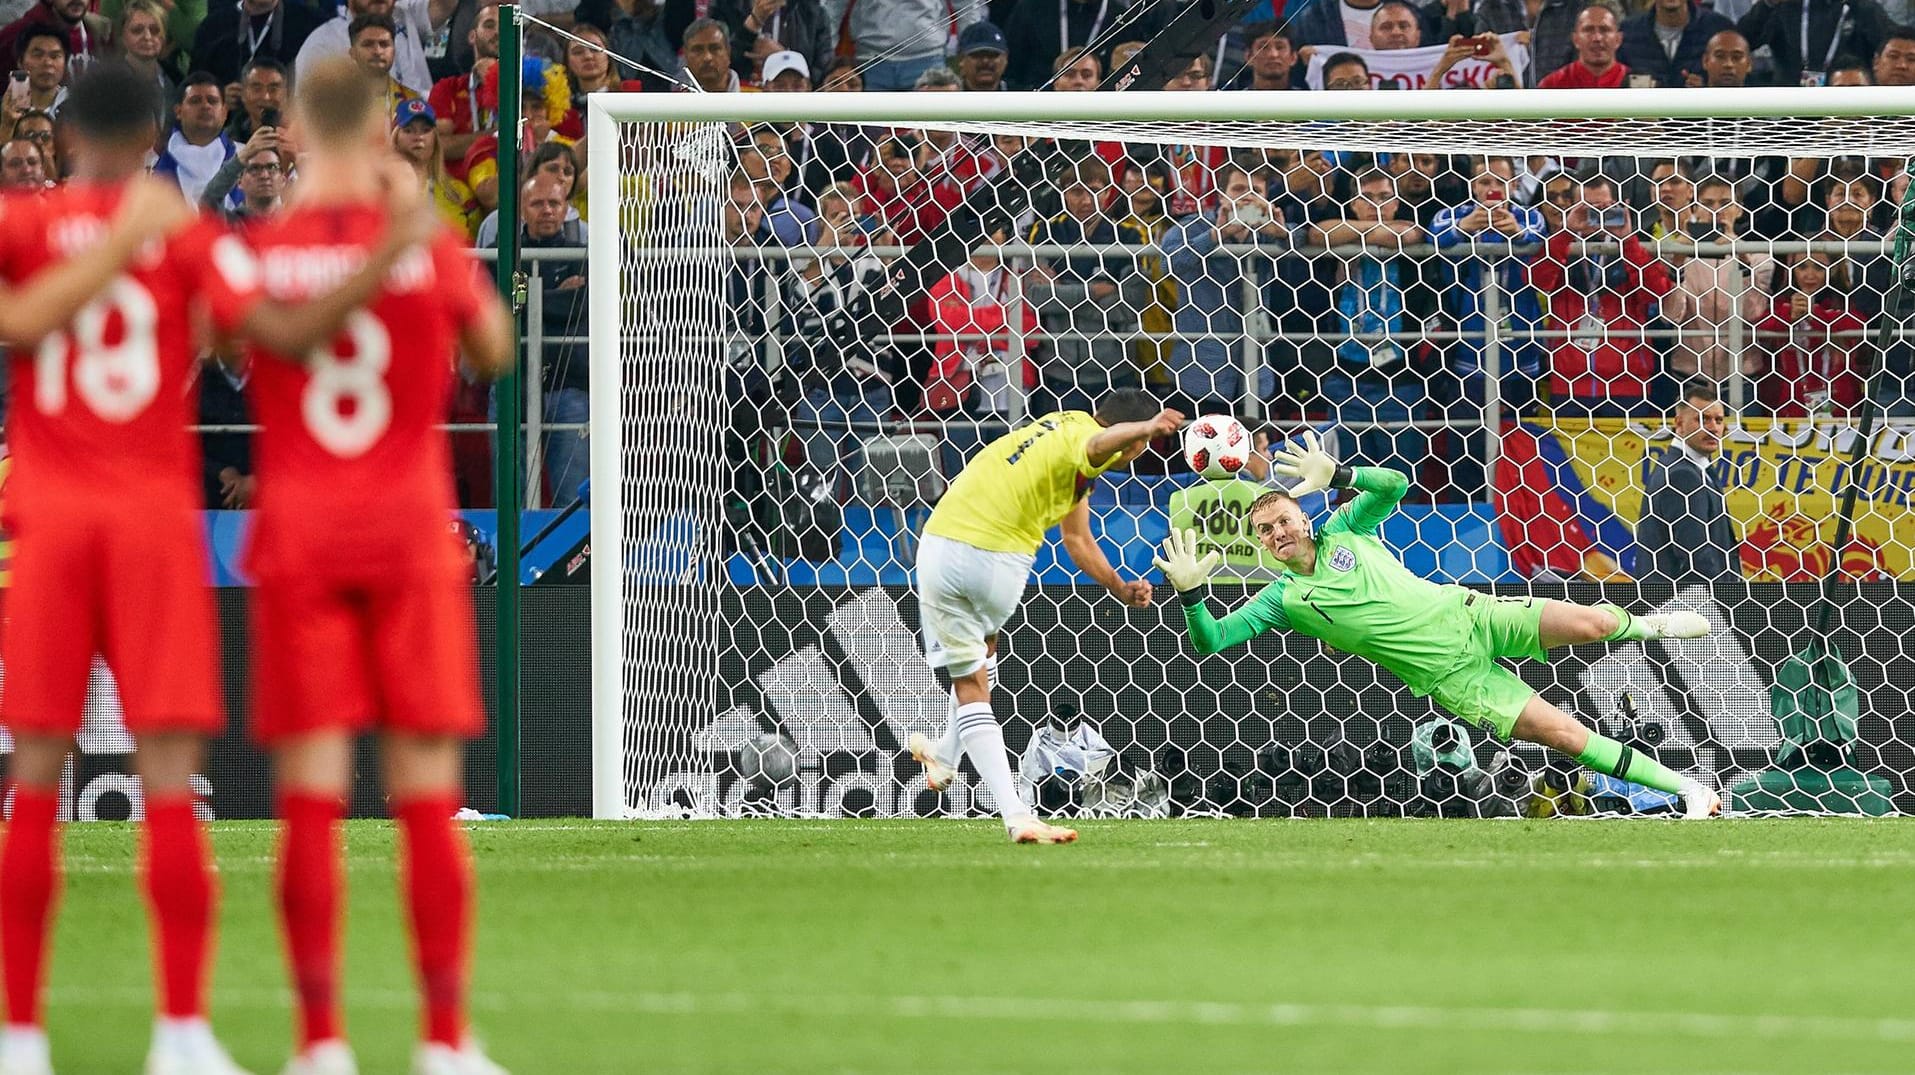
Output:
[1495, 418, 1915, 582]
[1304, 34, 1530, 90]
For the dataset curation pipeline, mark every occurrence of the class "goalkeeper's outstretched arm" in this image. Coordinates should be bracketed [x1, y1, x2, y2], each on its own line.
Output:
[1323, 466, 1410, 537]
[1154, 528, 1289, 655]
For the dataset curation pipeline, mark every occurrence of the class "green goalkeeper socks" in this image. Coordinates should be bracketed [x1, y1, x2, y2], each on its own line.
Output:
[1595, 604, 1654, 643]
[1576, 731, 1686, 794]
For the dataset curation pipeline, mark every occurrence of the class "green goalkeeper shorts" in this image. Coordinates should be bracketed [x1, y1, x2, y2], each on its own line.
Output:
[1427, 593, 1548, 740]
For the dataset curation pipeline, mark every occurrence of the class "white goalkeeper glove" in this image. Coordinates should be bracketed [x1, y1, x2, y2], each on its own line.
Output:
[1269, 429, 1342, 497]
[1153, 528, 1220, 593]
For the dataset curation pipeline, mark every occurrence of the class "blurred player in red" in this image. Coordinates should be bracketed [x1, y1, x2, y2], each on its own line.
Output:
[210, 58, 513, 1075]
[0, 62, 437, 1075]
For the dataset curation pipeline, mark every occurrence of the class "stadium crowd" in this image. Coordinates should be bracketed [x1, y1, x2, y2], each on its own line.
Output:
[0, 0, 1910, 514]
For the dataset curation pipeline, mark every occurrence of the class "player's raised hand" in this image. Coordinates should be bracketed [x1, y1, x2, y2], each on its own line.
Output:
[1146, 408, 1186, 439]
[1153, 528, 1219, 592]
[110, 176, 193, 247]
[1270, 428, 1339, 496]
[1113, 577, 1154, 608]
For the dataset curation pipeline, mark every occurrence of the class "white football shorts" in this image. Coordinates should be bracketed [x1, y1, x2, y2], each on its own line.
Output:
[915, 534, 1034, 677]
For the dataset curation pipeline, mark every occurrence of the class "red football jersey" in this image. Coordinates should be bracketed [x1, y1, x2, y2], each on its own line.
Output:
[214, 205, 490, 579]
[0, 183, 260, 519]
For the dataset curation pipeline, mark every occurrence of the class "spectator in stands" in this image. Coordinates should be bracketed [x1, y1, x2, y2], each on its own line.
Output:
[781, 203, 907, 498]
[1643, 157, 1695, 238]
[1828, 53, 1875, 82]
[1023, 161, 1150, 411]
[853, 136, 960, 245]
[10, 108, 53, 175]
[428, 2, 495, 174]
[711, 0, 833, 88]
[474, 140, 578, 245]
[818, 56, 862, 91]
[1321, 50, 1371, 89]
[1737, 0, 1887, 87]
[1371, 1, 1425, 48]
[224, 57, 286, 144]
[824, 0, 981, 92]
[759, 48, 810, 92]
[1663, 172, 1770, 388]
[955, 21, 1009, 91]
[114, 0, 174, 119]
[1816, 174, 1891, 315]
[742, 136, 814, 244]
[1755, 250, 1867, 416]
[1538, 4, 1629, 87]
[1291, 0, 1391, 49]
[200, 353, 255, 509]
[393, 98, 475, 238]
[1475, 0, 1579, 81]
[1162, 163, 1290, 410]
[464, 54, 572, 215]
[1001, 0, 1156, 90]
[153, 72, 237, 205]
[0, 0, 102, 77]
[923, 220, 1038, 419]
[191, 0, 323, 90]
[1306, 166, 1436, 474]
[1111, 167, 1177, 381]
[603, 0, 683, 93]
[1124, 55, 1224, 220]
[1425, 27, 1522, 87]
[1620, 0, 1733, 86]
[1694, 28, 1753, 84]
[0, 27, 68, 141]
[349, 13, 421, 117]
[496, 173, 590, 506]
[1431, 155, 1546, 385]
[1385, 152, 1452, 228]
[1529, 173, 1673, 416]
[224, 143, 286, 224]
[1872, 23, 1915, 83]
[0, 136, 47, 188]
[295, 0, 452, 98]
[1227, 21, 1300, 89]
[1051, 45, 1101, 91]
[1635, 378, 1738, 585]
[677, 17, 738, 92]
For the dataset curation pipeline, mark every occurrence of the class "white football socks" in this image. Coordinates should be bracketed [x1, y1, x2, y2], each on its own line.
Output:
[954, 701, 1027, 823]
[936, 656, 996, 767]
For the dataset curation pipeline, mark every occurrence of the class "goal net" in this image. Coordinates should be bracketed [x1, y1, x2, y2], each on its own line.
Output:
[587, 88, 1915, 820]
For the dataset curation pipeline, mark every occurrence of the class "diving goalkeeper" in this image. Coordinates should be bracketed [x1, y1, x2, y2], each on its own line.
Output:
[1154, 432, 1723, 818]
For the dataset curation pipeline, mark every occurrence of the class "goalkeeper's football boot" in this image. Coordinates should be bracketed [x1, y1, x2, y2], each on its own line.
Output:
[280, 1040, 358, 1075]
[1006, 817, 1077, 844]
[411, 1040, 509, 1075]
[1679, 780, 1723, 819]
[908, 732, 957, 792]
[0, 1027, 51, 1075]
[144, 1021, 254, 1075]
[1642, 612, 1711, 640]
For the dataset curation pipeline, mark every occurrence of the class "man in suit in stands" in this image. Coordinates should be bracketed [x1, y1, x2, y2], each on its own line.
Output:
[1636, 378, 1740, 585]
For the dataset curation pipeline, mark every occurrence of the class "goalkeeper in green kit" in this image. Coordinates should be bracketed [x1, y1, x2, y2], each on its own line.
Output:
[1154, 432, 1724, 818]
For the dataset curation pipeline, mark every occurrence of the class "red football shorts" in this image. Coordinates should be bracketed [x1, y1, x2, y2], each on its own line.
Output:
[1, 502, 222, 736]
[249, 570, 482, 743]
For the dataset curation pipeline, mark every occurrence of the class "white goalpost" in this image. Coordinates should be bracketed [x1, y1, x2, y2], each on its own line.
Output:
[588, 87, 1915, 821]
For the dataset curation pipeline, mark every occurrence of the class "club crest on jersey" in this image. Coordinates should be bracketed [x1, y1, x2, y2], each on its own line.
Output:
[1329, 546, 1356, 572]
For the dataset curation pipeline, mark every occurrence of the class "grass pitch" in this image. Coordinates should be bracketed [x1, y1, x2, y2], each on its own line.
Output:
[39, 818, 1915, 1073]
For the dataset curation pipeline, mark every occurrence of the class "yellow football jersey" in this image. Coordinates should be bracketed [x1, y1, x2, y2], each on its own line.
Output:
[924, 412, 1122, 554]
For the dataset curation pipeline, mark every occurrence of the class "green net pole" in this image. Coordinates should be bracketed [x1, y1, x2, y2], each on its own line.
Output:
[1811, 164, 1915, 642]
[492, 3, 523, 818]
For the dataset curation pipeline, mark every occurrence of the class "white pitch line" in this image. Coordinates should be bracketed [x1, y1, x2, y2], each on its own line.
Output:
[43, 986, 1915, 1046]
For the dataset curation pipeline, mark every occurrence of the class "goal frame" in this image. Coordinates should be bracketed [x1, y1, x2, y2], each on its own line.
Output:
[585, 86, 1915, 819]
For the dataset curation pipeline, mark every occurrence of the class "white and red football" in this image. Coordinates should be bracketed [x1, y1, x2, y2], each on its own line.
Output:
[1182, 414, 1251, 480]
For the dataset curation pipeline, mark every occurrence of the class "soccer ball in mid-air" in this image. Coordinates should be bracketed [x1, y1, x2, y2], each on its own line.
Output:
[1182, 415, 1251, 480]
[736, 732, 798, 788]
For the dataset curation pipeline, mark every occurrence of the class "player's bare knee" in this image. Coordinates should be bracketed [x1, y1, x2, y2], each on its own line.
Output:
[133, 732, 204, 793]
[273, 732, 355, 798]
[9, 734, 72, 790]
[381, 733, 464, 799]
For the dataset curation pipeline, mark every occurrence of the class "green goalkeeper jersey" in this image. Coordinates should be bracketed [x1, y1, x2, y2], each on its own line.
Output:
[1181, 467, 1476, 696]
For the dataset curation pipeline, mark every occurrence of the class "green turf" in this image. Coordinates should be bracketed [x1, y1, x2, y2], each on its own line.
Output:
[36, 818, 1915, 1073]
